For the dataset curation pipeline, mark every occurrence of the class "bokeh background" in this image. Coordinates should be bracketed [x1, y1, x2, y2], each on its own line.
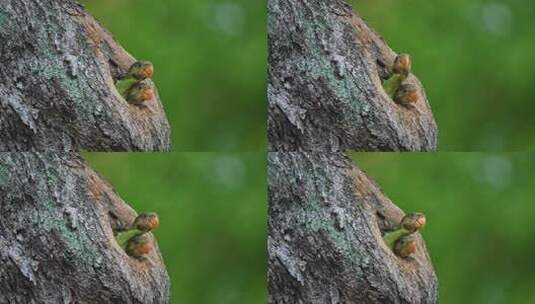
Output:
[85, 153, 267, 304]
[81, 0, 535, 151]
[354, 0, 535, 150]
[352, 153, 535, 304]
[81, 0, 266, 151]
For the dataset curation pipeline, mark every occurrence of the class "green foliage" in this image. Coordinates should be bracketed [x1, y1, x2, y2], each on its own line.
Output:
[81, 0, 266, 151]
[352, 153, 535, 304]
[353, 0, 535, 150]
[85, 153, 267, 304]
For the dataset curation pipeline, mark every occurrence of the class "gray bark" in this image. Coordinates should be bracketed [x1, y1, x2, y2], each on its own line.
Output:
[268, 0, 438, 151]
[0, 0, 171, 151]
[268, 152, 438, 303]
[0, 153, 170, 303]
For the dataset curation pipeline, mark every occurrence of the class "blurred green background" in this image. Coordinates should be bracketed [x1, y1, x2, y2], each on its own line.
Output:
[81, 0, 535, 151]
[354, 0, 535, 150]
[85, 153, 267, 304]
[81, 0, 266, 151]
[352, 153, 535, 304]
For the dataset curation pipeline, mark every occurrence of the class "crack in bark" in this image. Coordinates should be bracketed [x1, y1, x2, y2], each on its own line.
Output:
[0, 152, 170, 303]
[268, 0, 438, 151]
[0, 0, 171, 151]
[268, 152, 438, 303]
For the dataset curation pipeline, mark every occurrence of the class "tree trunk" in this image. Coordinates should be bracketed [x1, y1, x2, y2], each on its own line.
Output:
[268, 152, 438, 303]
[0, 0, 170, 151]
[0, 153, 170, 303]
[268, 0, 438, 151]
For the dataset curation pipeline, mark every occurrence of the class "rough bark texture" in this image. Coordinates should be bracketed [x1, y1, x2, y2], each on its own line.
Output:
[0, 153, 170, 303]
[0, 0, 171, 151]
[268, 152, 438, 303]
[268, 0, 438, 151]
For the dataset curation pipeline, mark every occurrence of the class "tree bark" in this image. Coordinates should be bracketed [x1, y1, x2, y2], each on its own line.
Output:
[0, 0, 170, 151]
[268, 152, 438, 303]
[268, 0, 438, 151]
[0, 153, 170, 303]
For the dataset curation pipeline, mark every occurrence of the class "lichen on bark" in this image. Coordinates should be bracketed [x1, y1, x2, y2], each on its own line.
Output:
[268, 0, 438, 151]
[268, 152, 438, 303]
[0, 0, 170, 151]
[0, 153, 170, 303]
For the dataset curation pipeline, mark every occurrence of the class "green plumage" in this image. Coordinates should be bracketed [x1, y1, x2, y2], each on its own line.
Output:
[115, 78, 137, 99]
[383, 228, 411, 249]
[116, 228, 145, 249]
[383, 73, 405, 99]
